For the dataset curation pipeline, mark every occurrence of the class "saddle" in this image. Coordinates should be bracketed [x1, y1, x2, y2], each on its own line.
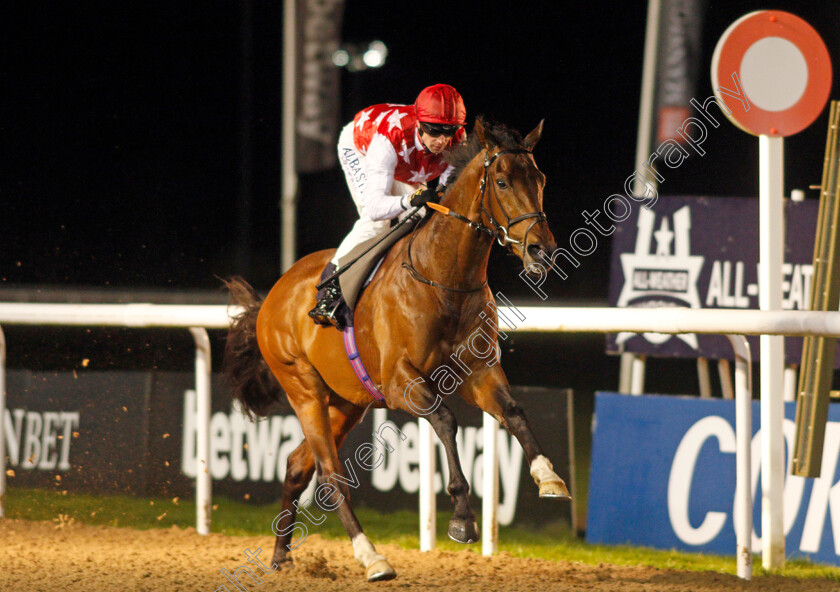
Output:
[336, 214, 420, 312]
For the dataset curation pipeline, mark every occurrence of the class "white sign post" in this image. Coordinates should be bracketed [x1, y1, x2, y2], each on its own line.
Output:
[711, 10, 832, 571]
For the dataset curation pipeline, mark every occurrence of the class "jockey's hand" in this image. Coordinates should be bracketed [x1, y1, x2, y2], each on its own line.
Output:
[409, 187, 438, 208]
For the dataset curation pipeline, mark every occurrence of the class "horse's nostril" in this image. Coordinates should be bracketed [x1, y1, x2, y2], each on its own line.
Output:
[526, 244, 543, 260]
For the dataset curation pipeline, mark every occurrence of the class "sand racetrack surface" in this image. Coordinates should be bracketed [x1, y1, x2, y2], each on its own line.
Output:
[2, 519, 838, 592]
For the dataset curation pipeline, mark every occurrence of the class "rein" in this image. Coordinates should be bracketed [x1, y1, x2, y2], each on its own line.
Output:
[402, 226, 489, 292]
[401, 147, 547, 292]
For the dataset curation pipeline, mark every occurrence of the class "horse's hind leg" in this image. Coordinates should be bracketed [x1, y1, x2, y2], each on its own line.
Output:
[304, 400, 396, 581]
[270, 439, 314, 565]
[276, 364, 396, 581]
[271, 396, 366, 566]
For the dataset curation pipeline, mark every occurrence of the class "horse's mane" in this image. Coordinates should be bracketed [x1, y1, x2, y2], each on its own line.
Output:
[442, 116, 525, 193]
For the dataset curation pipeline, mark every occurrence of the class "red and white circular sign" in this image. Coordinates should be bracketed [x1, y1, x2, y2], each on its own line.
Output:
[711, 10, 832, 137]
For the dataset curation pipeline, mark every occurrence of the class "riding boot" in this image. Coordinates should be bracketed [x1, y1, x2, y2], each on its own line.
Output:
[308, 262, 348, 330]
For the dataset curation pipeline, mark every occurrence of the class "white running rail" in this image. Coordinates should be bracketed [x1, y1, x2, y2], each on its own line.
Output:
[0, 303, 236, 536]
[3, 304, 840, 579]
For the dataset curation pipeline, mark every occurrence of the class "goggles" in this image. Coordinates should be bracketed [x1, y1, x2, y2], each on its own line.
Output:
[419, 122, 461, 138]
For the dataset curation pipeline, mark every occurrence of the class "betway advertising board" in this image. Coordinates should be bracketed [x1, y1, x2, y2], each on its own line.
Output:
[606, 196, 825, 363]
[587, 392, 840, 566]
[4, 371, 572, 527]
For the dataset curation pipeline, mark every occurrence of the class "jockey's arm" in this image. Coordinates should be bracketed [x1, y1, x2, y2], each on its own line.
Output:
[362, 135, 419, 221]
[439, 164, 455, 187]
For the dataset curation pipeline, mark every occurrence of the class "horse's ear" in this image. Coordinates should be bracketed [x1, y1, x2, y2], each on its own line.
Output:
[523, 119, 544, 150]
[474, 117, 488, 148]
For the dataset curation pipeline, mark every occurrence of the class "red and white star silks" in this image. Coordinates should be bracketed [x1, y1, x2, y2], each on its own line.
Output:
[351, 103, 465, 221]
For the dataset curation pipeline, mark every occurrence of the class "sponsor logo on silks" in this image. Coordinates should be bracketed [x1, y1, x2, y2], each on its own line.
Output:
[615, 205, 704, 348]
[341, 147, 367, 192]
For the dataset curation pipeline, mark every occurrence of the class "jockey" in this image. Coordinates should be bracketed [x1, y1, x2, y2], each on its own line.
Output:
[309, 83, 467, 329]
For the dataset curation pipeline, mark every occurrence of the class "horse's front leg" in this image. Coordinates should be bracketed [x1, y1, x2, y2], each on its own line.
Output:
[465, 367, 571, 500]
[388, 359, 479, 543]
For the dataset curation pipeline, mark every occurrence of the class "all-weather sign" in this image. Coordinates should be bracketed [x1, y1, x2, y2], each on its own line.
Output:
[606, 195, 825, 363]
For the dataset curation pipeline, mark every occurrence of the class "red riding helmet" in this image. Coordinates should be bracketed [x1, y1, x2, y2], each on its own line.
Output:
[414, 84, 466, 126]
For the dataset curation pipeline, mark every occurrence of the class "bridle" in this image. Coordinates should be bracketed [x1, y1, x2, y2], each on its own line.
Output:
[402, 147, 548, 292]
[479, 148, 548, 249]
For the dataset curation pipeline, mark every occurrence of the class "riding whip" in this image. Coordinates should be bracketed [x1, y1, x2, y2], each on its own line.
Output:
[315, 205, 425, 290]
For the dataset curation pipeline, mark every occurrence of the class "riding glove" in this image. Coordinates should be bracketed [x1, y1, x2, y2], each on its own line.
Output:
[409, 187, 438, 208]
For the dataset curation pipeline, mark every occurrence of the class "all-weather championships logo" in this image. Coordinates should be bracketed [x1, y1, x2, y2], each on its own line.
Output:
[615, 205, 704, 348]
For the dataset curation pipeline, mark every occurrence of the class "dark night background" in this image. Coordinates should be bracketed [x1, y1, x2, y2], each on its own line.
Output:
[2, 2, 840, 396]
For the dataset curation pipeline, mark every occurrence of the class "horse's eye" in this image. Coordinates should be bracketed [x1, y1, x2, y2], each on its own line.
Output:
[496, 178, 507, 189]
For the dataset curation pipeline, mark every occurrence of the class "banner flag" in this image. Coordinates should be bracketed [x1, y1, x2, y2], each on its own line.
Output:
[294, 0, 344, 172]
[655, 0, 706, 144]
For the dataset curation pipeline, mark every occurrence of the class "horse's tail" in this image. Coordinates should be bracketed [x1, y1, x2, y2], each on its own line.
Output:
[223, 277, 282, 419]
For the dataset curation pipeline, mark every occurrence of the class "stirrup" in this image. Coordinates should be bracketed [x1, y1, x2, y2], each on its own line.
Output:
[308, 301, 346, 330]
[308, 281, 346, 330]
[324, 301, 347, 330]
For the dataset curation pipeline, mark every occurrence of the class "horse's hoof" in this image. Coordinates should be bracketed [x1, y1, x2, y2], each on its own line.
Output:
[539, 479, 572, 500]
[366, 559, 396, 582]
[448, 518, 479, 544]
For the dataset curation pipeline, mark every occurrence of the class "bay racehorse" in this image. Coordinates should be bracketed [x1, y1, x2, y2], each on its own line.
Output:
[224, 117, 569, 582]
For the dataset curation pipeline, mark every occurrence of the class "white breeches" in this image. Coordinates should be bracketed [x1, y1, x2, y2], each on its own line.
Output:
[333, 123, 419, 265]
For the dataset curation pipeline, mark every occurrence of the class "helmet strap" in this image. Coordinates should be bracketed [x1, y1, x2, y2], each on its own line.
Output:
[417, 127, 433, 154]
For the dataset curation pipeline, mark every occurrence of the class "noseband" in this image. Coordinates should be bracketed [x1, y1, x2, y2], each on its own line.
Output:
[402, 147, 548, 292]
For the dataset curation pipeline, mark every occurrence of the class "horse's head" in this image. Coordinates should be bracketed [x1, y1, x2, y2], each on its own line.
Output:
[473, 118, 557, 273]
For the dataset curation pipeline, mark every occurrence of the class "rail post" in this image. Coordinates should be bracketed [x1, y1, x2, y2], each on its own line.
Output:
[482, 412, 499, 556]
[190, 327, 212, 535]
[727, 335, 753, 580]
[418, 417, 435, 551]
[0, 326, 5, 518]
